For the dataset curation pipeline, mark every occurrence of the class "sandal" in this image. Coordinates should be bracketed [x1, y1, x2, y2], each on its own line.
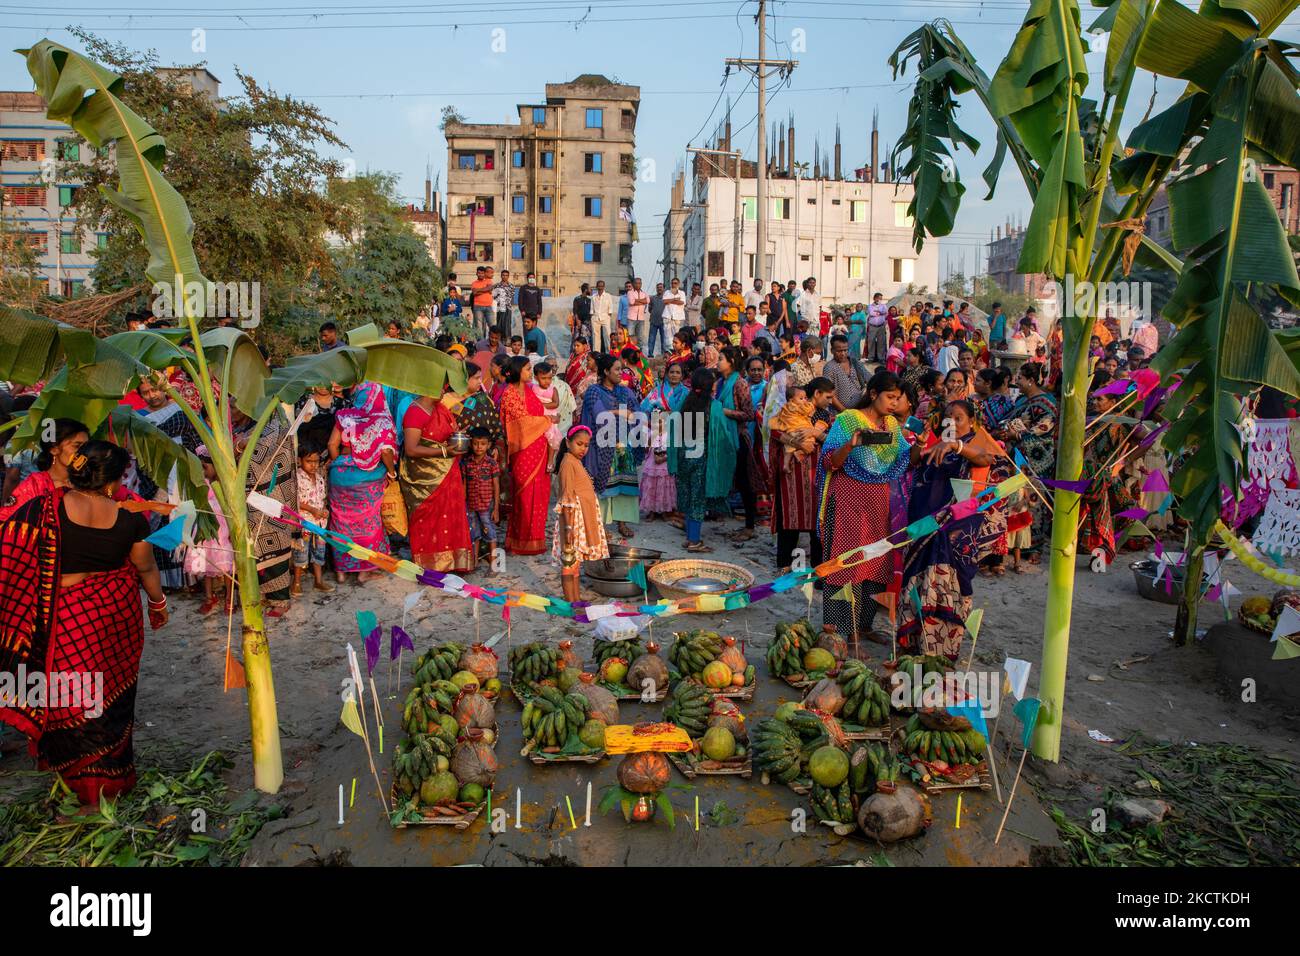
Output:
[314, 580, 336, 593]
[685, 541, 713, 554]
[290, 584, 303, 597]
[265, 604, 288, 619]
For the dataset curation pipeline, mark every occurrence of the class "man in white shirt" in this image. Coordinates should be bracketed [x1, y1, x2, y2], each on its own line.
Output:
[626, 277, 650, 349]
[590, 279, 615, 352]
[936, 340, 959, 374]
[865, 291, 889, 363]
[662, 277, 687, 345]
[796, 277, 819, 328]
[1011, 316, 1045, 357]
[745, 278, 766, 312]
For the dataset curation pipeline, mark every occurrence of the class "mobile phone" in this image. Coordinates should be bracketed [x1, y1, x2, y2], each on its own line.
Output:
[859, 429, 892, 445]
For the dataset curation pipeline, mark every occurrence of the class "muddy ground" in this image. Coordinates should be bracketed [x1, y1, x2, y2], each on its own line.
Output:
[3, 511, 1296, 866]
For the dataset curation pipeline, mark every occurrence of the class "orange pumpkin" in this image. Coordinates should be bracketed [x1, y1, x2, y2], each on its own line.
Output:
[617, 752, 672, 794]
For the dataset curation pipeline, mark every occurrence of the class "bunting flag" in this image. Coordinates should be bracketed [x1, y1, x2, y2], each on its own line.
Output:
[1131, 367, 1162, 399]
[948, 701, 990, 740]
[873, 590, 896, 624]
[1142, 470, 1170, 494]
[340, 692, 365, 737]
[950, 478, 977, 501]
[1003, 657, 1031, 701]
[964, 608, 983, 643]
[1093, 378, 1132, 396]
[224, 648, 246, 691]
[908, 583, 923, 617]
[390, 625, 414, 661]
[1013, 447, 1028, 469]
[1013, 697, 1042, 748]
[144, 513, 187, 550]
[1274, 636, 1300, 660]
[1116, 506, 1150, 520]
[627, 561, 649, 592]
[1038, 477, 1091, 494]
[1270, 605, 1300, 644]
[357, 611, 380, 676]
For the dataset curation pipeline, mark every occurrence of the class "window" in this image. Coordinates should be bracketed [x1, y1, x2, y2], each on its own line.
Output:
[847, 256, 865, 279]
[620, 109, 635, 131]
[60, 232, 78, 255]
[1, 139, 44, 161]
[96, 233, 108, 250]
[850, 200, 868, 222]
[892, 257, 915, 283]
[473, 242, 493, 262]
[1264, 172, 1275, 189]
[456, 152, 477, 170]
[619, 243, 633, 265]
[583, 242, 602, 263]
[831, 198, 841, 205]
[511, 194, 526, 214]
[538, 242, 553, 260]
[584, 196, 602, 218]
[57, 185, 79, 207]
[456, 244, 471, 261]
[585, 108, 603, 129]
[806, 197, 817, 205]
[533, 107, 546, 125]
[474, 196, 495, 216]
[511, 240, 525, 259]
[620, 154, 635, 176]
[3, 185, 45, 206]
[823, 255, 833, 263]
[800, 254, 811, 262]
[57, 139, 79, 162]
[742, 197, 757, 221]
[24, 230, 48, 254]
[893, 202, 914, 228]
[538, 195, 553, 214]
[511, 149, 525, 168]
[584, 152, 603, 174]
[60, 278, 84, 297]
[707, 251, 725, 275]
[541, 151, 554, 169]
[772, 197, 791, 220]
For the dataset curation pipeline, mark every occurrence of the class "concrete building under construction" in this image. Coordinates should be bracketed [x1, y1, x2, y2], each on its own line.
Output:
[675, 108, 937, 303]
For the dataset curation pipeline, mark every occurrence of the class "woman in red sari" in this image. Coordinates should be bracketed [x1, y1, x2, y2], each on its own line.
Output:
[400, 391, 473, 572]
[498, 356, 551, 555]
[1, 418, 90, 518]
[564, 336, 591, 392]
[0, 440, 168, 805]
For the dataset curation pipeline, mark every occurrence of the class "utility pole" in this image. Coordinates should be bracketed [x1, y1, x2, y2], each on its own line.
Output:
[727, 0, 796, 285]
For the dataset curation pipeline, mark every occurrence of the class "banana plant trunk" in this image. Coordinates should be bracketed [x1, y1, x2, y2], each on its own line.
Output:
[1173, 546, 1205, 647]
[1031, 321, 1092, 762]
[224, 498, 285, 793]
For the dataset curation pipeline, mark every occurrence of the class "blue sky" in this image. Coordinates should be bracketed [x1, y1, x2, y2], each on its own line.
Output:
[3, 0, 1296, 286]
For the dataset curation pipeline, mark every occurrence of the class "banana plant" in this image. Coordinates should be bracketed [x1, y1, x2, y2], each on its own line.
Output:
[6, 40, 465, 794]
[890, 0, 1300, 760]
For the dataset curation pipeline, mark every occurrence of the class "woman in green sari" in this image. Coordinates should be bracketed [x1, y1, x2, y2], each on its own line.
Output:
[669, 367, 736, 553]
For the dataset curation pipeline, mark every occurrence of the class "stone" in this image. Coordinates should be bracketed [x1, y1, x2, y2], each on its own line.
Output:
[1113, 798, 1170, 828]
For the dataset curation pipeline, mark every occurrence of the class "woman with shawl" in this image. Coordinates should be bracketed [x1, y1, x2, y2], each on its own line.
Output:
[619, 344, 655, 399]
[817, 371, 912, 642]
[770, 378, 832, 569]
[401, 389, 473, 572]
[1004, 362, 1058, 562]
[456, 362, 504, 459]
[564, 336, 591, 392]
[669, 368, 721, 552]
[499, 356, 551, 555]
[580, 353, 643, 538]
[328, 383, 397, 583]
[895, 400, 998, 660]
[0, 440, 168, 805]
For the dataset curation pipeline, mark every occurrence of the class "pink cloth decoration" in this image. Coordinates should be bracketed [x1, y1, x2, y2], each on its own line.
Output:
[1132, 367, 1162, 399]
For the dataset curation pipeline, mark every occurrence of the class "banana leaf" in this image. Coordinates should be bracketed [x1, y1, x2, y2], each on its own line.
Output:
[102, 406, 217, 540]
[1133, 0, 1243, 90]
[988, 0, 1090, 277]
[0, 306, 100, 386]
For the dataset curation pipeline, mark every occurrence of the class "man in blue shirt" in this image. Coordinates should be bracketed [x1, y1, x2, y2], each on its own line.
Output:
[523, 314, 548, 356]
[617, 280, 631, 331]
[988, 301, 1008, 350]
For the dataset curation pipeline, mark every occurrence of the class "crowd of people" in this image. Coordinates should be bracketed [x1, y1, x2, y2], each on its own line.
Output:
[0, 273, 1172, 806]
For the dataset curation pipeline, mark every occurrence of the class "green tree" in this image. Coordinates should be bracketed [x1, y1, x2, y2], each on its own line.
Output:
[890, 1, 1300, 761]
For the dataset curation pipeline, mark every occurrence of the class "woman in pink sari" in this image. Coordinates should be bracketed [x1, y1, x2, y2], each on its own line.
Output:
[498, 356, 551, 555]
[400, 391, 473, 571]
[328, 383, 397, 583]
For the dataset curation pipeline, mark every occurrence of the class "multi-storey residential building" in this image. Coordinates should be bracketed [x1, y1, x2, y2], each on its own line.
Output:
[443, 75, 639, 299]
[986, 222, 1053, 302]
[661, 167, 689, 284]
[1, 69, 221, 297]
[681, 173, 938, 303]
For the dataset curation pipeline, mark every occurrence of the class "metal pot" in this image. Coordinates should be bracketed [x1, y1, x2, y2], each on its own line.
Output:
[608, 543, 665, 563]
[1130, 558, 1202, 606]
[446, 431, 472, 455]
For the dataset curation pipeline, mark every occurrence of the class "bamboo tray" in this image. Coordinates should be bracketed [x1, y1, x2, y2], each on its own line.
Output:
[389, 784, 486, 829]
[914, 762, 991, 796]
[583, 661, 668, 702]
[520, 738, 606, 765]
[669, 672, 757, 701]
[758, 770, 812, 795]
[669, 750, 753, 779]
[842, 718, 893, 743]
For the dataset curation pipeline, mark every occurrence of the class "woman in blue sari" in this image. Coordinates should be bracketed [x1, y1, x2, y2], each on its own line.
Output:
[580, 352, 642, 538]
[895, 399, 997, 661]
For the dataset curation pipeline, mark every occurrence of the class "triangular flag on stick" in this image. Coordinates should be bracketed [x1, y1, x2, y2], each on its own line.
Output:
[832, 583, 855, 602]
[144, 514, 186, 550]
[1003, 657, 1031, 701]
[1142, 470, 1170, 493]
[357, 611, 380, 676]
[340, 692, 365, 737]
[1273, 636, 1300, 660]
[964, 608, 983, 643]
[1270, 605, 1300, 643]
[1013, 697, 1041, 748]
[390, 625, 414, 660]
[224, 648, 246, 691]
[628, 561, 648, 592]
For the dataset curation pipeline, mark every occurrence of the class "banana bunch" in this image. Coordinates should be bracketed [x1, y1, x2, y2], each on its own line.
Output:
[594, 639, 643, 666]
[901, 714, 987, 764]
[837, 660, 892, 727]
[892, 654, 951, 678]
[520, 683, 592, 749]
[664, 680, 712, 736]
[393, 729, 457, 796]
[508, 642, 562, 685]
[849, 742, 900, 794]
[810, 780, 855, 824]
[751, 718, 805, 783]
[401, 680, 460, 736]
[411, 643, 466, 685]
[668, 630, 723, 677]
[766, 620, 817, 679]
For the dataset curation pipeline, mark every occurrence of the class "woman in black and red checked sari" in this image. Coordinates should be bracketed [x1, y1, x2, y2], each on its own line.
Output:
[0, 440, 169, 805]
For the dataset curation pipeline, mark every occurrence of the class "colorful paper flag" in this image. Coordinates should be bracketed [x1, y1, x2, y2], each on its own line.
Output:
[1003, 657, 1031, 701]
[627, 561, 648, 592]
[1039, 477, 1091, 494]
[948, 701, 990, 740]
[1013, 697, 1041, 748]
[1116, 507, 1150, 520]
[1273, 636, 1300, 660]
[908, 584, 923, 617]
[1013, 447, 1028, 469]
[905, 514, 941, 537]
[246, 490, 283, 518]
[1271, 605, 1300, 643]
[224, 648, 246, 691]
[144, 514, 187, 550]
[964, 608, 983, 643]
[357, 611, 380, 675]
[340, 695, 365, 737]
[1142, 470, 1170, 493]
[951, 478, 976, 501]
[390, 625, 414, 660]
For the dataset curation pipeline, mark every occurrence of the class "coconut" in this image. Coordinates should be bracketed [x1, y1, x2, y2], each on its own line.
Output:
[804, 677, 845, 716]
[450, 729, 498, 787]
[569, 673, 620, 723]
[857, 785, 932, 842]
[459, 643, 499, 682]
[453, 686, 496, 730]
[815, 624, 848, 663]
[625, 643, 669, 697]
